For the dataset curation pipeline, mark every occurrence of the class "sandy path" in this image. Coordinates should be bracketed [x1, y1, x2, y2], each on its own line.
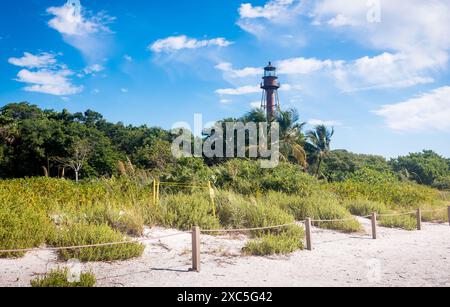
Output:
[1, 218, 449, 287]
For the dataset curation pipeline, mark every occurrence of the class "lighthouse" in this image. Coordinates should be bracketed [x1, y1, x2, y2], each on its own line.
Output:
[260, 62, 280, 120]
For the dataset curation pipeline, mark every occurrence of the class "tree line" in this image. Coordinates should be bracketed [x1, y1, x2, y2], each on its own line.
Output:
[0, 102, 449, 190]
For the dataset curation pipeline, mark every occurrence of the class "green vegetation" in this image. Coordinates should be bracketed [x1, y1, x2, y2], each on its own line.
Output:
[30, 269, 96, 288]
[262, 191, 361, 233]
[379, 215, 417, 231]
[243, 226, 304, 256]
[345, 199, 388, 216]
[51, 223, 145, 262]
[0, 103, 449, 258]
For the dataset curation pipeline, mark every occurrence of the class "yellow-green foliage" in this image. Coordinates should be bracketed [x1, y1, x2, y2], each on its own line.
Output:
[216, 191, 304, 255]
[263, 191, 362, 233]
[243, 226, 304, 256]
[30, 269, 96, 288]
[326, 181, 439, 208]
[420, 204, 449, 223]
[160, 192, 220, 230]
[345, 199, 388, 216]
[379, 215, 417, 231]
[0, 198, 54, 258]
[216, 191, 296, 235]
[51, 223, 144, 262]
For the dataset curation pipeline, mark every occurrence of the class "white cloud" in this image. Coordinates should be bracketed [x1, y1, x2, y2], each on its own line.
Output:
[333, 52, 442, 92]
[277, 57, 337, 75]
[374, 86, 450, 132]
[220, 99, 233, 105]
[250, 53, 444, 92]
[327, 14, 356, 27]
[236, 0, 450, 88]
[308, 119, 342, 126]
[47, 0, 115, 60]
[215, 62, 261, 78]
[239, 0, 298, 20]
[16, 68, 83, 96]
[9, 51, 82, 96]
[83, 63, 105, 75]
[150, 35, 233, 53]
[121, 88, 129, 93]
[313, 0, 450, 54]
[124, 55, 133, 62]
[237, 0, 306, 45]
[216, 85, 261, 96]
[8, 52, 58, 69]
[47, 0, 113, 36]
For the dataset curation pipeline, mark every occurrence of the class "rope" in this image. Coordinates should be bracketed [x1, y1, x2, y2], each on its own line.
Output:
[0, 232, 190, 254]
[201, 222, 298, 233]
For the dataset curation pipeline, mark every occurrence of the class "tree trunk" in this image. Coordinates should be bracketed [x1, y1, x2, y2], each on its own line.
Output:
[75, 171, 79, 183]
[316, 157, 323, 177]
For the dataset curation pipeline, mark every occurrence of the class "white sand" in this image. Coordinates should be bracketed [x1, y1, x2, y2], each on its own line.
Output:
[1, 217, 450, 287]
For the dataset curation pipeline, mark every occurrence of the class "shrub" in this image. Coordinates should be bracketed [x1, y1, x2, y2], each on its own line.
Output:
[0, 201, 54, 258]
[379, 215, 417, 231]
[420, 205, 449, 223]
[265, 192, 362, 233]
[105, 208, 144, 237]
[327, 180, 439, 208]
[260, 163, 320, 196]
[30, 269, 96, 288]
[213, 160, 320, 195]
[345, 199, 388, 216]
[433, 176, 450, 191]
[215, 190, 297, 236]
[243, 226, 304, 256]
[160, 192, 220, 231]
[51, 223, 144, 262]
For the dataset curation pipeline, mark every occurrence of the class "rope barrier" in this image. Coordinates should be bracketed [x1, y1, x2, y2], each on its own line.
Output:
[0, 232, 190, 254]
[0, 208, 446, 254]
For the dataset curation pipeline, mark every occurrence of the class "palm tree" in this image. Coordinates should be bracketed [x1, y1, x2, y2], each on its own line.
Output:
[275, 109, 308, 168]
[306, 125, 334, 177]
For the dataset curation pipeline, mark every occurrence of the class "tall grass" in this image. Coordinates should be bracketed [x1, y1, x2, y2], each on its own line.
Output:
[262, 192, 362, 233]
[30, 269, 96, 288]
[50, 223, 145, 262]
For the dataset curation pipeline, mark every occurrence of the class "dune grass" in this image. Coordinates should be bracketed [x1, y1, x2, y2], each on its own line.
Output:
[379, 214, 417, 231]
[262, 191, 362, 233]
[344, 199, 388, 216]
[50, 223, 145, 262]
[30, 269, 96, 288]
[243, 225, 304, 256]
[0, 177, 447, 259]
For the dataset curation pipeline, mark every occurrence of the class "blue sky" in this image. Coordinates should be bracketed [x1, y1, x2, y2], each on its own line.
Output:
[1, 0, 450, 158]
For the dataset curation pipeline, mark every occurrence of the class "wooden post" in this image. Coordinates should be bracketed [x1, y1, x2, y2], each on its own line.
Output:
[447, 206, 450, 226]
[305, 218, 312, 251]
[156, 181, 160, 206]
[371, 212, 377, 240]
[191, 226, 201, 272]
[416, 209, 422, 231]
[153, 180, 157, 206]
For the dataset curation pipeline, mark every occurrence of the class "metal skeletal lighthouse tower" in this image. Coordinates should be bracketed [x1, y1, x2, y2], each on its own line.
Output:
[260, 62, 281, 120]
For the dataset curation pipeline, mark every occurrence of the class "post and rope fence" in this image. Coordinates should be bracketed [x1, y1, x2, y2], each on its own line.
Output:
[0, 206, 449, 273]
[371, 212, 377, 240]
